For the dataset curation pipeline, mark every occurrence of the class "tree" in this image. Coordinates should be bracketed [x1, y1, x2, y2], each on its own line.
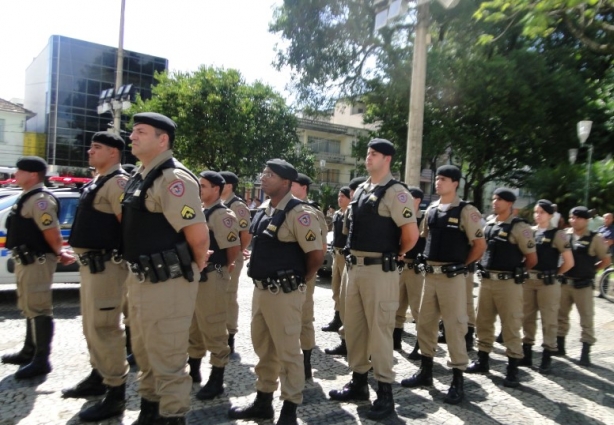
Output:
[128, 66, 315, 179]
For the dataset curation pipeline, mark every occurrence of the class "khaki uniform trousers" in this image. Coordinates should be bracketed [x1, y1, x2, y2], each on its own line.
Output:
[127, 264, 199, 417]
[331, 251, 346, 311]
[522, 278, 561, 351]
[557, 283, 596, 345]
[466, 273, 476, 327]
[251, 286, 305, 404]
[338, 267, 349, 340]
[300, 275, 316, 350]
[345, 264, 398, 383]
[16, 256, 57, 318]
[188, 268, 231, 367]
[395, 266, 424, 329]
[80, 260, 130, 387]
[475, 278, 523, 358]
[226, 256, 244, 335]
[417, 272, 469, 369]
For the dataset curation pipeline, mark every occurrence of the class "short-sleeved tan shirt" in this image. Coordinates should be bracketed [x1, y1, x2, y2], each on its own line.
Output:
[206, 199, 241, 250]
[20, 183, 60, 231]
[485, 215, 537, 255]
[136, 150, 206, 231]
[421, 195, 485, 245]
[566, 228, 610, 259]
[224, 195, 251, 233]
[532, 225, 571, 254]
[91, 163, 129, 216]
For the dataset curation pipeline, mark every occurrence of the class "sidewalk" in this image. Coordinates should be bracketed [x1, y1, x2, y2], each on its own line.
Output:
[0, 270, 613, 424]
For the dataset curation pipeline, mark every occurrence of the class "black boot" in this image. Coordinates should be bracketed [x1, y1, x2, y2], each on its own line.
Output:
[325, 339, 347, 355]
[539, 350, 552, 374]
[228, 391, 274, 420]
[401, 355, 433, 387]
[196, 366, 225, 400]
[322, 311, 342, 332]
[553, 336, 566, 356]
[519, 343, 533, 367]
[188, 357, 202, 383]
[444, 368, 464, 405]
[133, 398, 159, 425]
[79, 383, 126, 422]
[125, 326, 136, 366]
[496, 331, 504, 344]
[367, 381, 394, 420]
[329, 371, 370, 401]
[153, 416, 186, 424]
[303, 349, 312, 380]
[2, 318, 34, 365]
[407, 340, 420, 360]
[437, 320, 446, 343]
[276, 400, 298, 425]
[579, 342, 591, 366]
[61, 368, 106, 398]
[465, 327, 475, 352]
[503, 357, 520, 388]
[228, 333, 235, 354]
[15, 316, 53, 380]
[393, 327, 403, 350]
[466, 351, 490, 374]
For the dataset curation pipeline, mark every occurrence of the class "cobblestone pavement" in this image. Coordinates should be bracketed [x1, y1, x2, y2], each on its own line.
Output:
[0, 271, 613, 425]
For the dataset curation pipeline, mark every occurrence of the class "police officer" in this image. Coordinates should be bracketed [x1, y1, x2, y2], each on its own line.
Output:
[393, 186, 425, 359]
[329, 139, 418, 420]
[228, 159, 323, 425]
[123, 112, 209, 425]
[555, 206, 610, 365]
[401, 166, 486, 404]
[467, 188, 537, 388]
[188, 171, 241, 400]
[322, 186, 351, 334]
[520, 199, 573, 373]
[219, 171, 252, 354]
[61, 132, 130, 422]
[290, 172, 328, 379]
[1, 157, 74, 379]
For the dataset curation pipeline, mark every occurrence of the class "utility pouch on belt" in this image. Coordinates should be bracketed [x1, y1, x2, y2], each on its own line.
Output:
[163, 250, 183, 280]
[93, 254, 106, 274]
[382, 253, 396, 273]
[445, 264, 467, 278]
[415, 253, 426, 274]
[150, 253, 169, 282]
[514, 266, 526, 284]
[17, 245, 35, 266]
[277, 270, 292, 293]
[286, 270, 299, 291]
[139, 255, 159, 283]
[542, 270, 555, 285]
[175, 241, 194, 282]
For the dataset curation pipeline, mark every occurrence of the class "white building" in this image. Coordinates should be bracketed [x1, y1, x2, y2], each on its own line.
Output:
[0, 98, 36, 167]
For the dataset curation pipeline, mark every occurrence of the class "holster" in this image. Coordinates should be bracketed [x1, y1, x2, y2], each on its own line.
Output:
[135, 244, 195, 283]
[382, 252, 396, 273]
[542, 270, 555, 285]
[514, 266, 527, 284]
[14, 245, 36, 266]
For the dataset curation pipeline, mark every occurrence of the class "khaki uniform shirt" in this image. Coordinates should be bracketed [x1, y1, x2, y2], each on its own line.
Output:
[484, 215, 536, 267]
[21, 182, 60, 233]
[223, 194, 251, 234]
[206, 198, 241, 254]
[532, 225, 571, 255]
[566, 227, 609, 259]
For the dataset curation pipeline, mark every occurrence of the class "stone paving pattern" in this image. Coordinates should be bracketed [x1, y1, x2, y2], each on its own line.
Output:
[0, 271, 613, 425]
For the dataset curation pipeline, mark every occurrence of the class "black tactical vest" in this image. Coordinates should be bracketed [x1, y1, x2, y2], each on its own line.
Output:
[69, 170, 126, 250]
[565, 232, 597, 280]
[480, 218, 526, 272]
[405, 215, 426, 260]
[247, 199, 307, 280]
[348, 180, 402, 253]
[121, 158, 198, 263]
[534, 228, 560, 271]
[423, 203, 470, 263]
[6, 188, 60, 253]
[205, 203, 228, 266]
[332, 210, 347, 248]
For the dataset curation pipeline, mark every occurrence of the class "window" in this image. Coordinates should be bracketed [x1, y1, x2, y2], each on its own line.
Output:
[318, 169, 340, 184]
[0, 119, 4, 143]
[307, 136, 340, 154]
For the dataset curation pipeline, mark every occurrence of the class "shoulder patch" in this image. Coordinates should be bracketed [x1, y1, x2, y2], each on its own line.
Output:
[36, 200, 48, 211]
[40, 213, 53, 226]
[305, 230, 316, 241]
[227, 232, 237, 242]
[239, 219, 249, 228]
[298, 213, 311, 226]
[470, 212, 481, 223]
[397, 193, 408, 204]
[237, 207, 247, 217]
[402, 207, 413, 218]
[527, 240, 535, 249]
[117, 178, 127, 189]
[181, 205, 196, 220]
[522, 228, 532, 239]
[223, 217, 233, 228]
[119, 193, 125, 203]
[475, 229, 483, 238]
[168, 180, 185, 197]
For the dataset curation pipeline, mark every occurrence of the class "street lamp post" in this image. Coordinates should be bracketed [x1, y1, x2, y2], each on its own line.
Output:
[577, 120, 593, 206]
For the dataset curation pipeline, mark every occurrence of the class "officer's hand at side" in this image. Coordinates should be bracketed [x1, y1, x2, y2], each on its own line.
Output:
[243, 249, 251, 261]
[58, 251, 76, 266]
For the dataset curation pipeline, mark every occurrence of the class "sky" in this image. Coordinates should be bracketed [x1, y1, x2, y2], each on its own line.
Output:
[0, 0, 291, 102]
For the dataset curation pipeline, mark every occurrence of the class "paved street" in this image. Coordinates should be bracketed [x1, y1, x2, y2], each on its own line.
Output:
[0, 270, 613, 425]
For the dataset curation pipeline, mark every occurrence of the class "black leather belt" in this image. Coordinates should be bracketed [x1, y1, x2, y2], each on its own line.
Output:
[202, 263, 222, 274]
[481, 271, 514, 281]
[424, 263, 466, 274]
[347, 255, 383, 266]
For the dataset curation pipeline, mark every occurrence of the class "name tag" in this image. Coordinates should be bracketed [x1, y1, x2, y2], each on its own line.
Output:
[499, 231, 508, 237]
[448, 217, 459, 224]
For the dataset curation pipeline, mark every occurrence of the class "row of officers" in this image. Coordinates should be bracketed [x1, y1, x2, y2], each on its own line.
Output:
[0, 112, 610, 424]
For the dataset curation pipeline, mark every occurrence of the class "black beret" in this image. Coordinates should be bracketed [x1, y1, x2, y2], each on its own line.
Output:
[295, 173, 313, 187]
[493, 188, 517, 203]
[349, 176, 367, 191]
[536, 199, 555, 215]
[407, 186, 424, 200]
[339, 186, 351, 198]
[436, 165, 461, 182]
[367, 138, 395, 156]
[92, 131, 124, 150]
[16, 156, 47, 173]
[199, 171, 226, 191]
[570, 206, 590, 219]
[133, 112, 176, 141]
[219, 171, 239, 186]
[266, 159, 298, 181]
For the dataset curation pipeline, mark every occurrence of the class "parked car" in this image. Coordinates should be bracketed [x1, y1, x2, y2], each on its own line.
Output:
[317, 231, 334, 278]
[0, 190, 81, 284]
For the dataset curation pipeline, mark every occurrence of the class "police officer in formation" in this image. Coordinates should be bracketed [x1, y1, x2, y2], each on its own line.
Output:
[229, 159, 323, 425]
[467, 188, 536, 388]
[321, 186, 351, 334]
[401, 166, 485, 405]
[329, 139, 418, 420]
[2, 157, 74, 380]
[219, 171, 252, 354]
[61, 132, 130, 422]
[556, 206, 610, 365]
[393, 186, 425, 360]
[519, 199, 574, 373]
[290, 172, 328, 379]
[187, 171, 240, 400]
[123, 112, 209, 425]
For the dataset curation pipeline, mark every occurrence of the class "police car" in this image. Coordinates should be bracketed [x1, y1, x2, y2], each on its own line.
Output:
[0, 189, 81, 284]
